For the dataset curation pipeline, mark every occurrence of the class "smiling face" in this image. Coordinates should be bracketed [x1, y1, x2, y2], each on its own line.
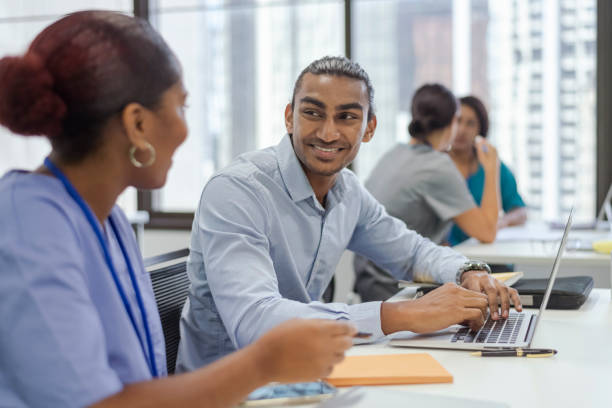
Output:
[285, 73, 376, 183]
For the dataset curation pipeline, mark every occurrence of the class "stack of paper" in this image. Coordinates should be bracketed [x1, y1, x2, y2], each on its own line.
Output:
[398, 271, 524, 290]
[491, 271, 523, 286]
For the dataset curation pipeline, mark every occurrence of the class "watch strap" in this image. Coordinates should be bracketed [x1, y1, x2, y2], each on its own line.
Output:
[456, 260, 491, 284]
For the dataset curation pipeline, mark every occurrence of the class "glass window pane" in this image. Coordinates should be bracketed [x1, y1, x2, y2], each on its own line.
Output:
[353, 0, 453, 181]
[487, 0, 596, 221]
[352, 0, 596, 222]
[0, 1, 130, 19]
[0, 1, 135, 212]
[152, 0, 344, 212]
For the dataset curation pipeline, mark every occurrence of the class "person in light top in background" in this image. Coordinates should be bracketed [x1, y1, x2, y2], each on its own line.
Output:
[353, 84, 503, 302]
[0, 11, 356, 408]
[447, 95, 527, 246]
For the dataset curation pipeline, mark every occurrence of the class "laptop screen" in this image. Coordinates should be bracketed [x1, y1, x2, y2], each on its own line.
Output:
[527, 208, 574, 347]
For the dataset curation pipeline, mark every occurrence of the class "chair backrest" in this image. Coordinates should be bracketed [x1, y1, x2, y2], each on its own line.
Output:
[145, 248, 190, 375]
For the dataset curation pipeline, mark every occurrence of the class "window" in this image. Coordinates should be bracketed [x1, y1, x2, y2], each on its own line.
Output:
[531, 48, 542, 60]
[0, 1, 136, 212]
[1, 0, 604, 226]
[351, 0, 596, 223]
[149, 0, 344, 213]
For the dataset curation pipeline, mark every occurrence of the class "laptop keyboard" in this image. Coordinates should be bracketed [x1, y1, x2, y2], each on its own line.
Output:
[451, 313, 525, 344]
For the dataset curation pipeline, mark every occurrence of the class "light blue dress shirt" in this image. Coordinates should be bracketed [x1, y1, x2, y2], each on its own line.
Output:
[176, 135, 467, 372]
[0, 171, 166, 407]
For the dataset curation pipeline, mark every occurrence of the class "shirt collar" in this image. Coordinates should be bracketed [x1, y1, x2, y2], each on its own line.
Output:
[277, 134, 316, 203]
[276, 134, 348, 207]
[409, 142, 433, 152]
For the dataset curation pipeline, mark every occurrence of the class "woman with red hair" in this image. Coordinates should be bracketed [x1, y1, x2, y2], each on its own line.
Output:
[0, 10, 354, 408]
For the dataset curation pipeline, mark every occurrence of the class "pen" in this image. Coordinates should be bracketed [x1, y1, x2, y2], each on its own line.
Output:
[354, 332, 372, 339]
[471, 348, 557, 358]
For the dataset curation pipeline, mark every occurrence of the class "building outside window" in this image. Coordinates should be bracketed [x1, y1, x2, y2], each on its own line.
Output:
[352, 0, 596, 222]
[0, 0, 136, 212]
[149, 0, 344, 212]
[0, 0, 598, 224]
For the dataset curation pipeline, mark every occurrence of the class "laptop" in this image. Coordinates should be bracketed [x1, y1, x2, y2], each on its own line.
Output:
[389, 208, 574, 351]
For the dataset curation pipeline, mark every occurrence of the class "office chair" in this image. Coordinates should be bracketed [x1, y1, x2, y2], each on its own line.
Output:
[145, 248, 190, 375]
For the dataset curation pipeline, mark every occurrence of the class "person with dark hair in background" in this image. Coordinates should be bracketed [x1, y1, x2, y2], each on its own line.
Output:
[447, 95, 527, 246]
[353, 84, 502, 302]
[177, 59, 521, 373]
[0, 11, 358, 408]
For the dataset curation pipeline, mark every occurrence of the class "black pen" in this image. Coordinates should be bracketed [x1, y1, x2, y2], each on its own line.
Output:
[354, 332, 372, 339]
[471, 348, 557, 358]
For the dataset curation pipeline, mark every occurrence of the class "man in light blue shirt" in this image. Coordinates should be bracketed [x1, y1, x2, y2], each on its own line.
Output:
[176, 56, 521, 372]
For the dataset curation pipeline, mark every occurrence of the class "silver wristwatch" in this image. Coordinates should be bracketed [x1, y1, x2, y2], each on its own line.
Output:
[456, 260, 492, 284]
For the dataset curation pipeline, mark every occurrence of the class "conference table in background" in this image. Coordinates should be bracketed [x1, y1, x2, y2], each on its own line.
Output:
[307, 288, 612, 408]
[454, 223, 612, 288]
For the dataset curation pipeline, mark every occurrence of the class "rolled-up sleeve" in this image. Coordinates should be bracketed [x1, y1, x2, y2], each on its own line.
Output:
[348, 185, 467, 284]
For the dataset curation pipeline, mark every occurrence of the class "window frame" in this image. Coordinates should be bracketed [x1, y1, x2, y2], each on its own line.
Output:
[134, 0, 352, 229]
[134, 0, 195, 229]
[134, 0, 611, 230]
[596, 0, 612, 213]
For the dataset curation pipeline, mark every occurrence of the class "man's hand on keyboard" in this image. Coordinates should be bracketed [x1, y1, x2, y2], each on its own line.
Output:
[381, 283, 489, 334]
[460, 271, 522, 320]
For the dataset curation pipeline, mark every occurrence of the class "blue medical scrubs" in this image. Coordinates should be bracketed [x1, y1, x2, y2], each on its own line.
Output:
[0, 171, 166, 407]
[448, 162, 526, 246]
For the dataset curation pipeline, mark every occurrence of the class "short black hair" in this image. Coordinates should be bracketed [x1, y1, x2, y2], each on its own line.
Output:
[290, 56, 375, 121]
[459, 95, 489, 137]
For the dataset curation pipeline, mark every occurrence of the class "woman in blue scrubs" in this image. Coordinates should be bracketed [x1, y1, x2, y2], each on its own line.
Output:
[0, 11, 355, 408]
[448, 96, 527, 246]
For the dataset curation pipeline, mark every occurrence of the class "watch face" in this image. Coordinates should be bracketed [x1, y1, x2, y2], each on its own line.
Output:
[463, 261, 489, 272]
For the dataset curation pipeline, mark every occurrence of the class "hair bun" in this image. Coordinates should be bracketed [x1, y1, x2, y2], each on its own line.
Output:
[0, 53, 66, 137]
[422, 115, 439, 132]
[408, 119, 425, 136]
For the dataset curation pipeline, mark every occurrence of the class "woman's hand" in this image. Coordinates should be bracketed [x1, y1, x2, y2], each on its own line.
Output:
[253, 318, 356, 383]
[474, 135, 499, 173]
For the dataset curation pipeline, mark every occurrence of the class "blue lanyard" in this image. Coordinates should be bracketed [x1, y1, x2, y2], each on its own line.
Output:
[44, 157, 158, 378]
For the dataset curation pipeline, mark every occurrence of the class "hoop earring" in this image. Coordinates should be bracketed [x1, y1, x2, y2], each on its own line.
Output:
[129, 142, 156, 168]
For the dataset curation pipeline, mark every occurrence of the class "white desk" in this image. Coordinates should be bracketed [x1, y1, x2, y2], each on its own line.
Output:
[312, 289, 612, 407]
[454, 224, 612, 287]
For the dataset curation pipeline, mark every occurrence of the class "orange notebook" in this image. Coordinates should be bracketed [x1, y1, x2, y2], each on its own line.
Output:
[325, 353, 453, 387]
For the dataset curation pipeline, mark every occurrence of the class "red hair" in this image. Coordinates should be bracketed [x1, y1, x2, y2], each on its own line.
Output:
[0, 53, 66, 137]
[0, 10, 180, 162]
